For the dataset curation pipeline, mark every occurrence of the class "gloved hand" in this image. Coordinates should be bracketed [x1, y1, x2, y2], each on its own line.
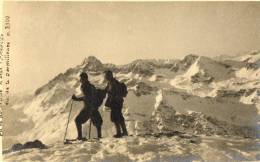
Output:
[72, 94, 77, 100]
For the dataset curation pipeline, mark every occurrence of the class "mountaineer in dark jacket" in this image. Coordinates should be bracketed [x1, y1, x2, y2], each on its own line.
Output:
[104, 70, 128, 138]
[72, 72, 103, 140]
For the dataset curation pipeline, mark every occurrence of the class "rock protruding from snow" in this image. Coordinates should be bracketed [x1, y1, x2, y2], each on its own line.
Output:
[171, 54, 198, 72]
[193, 56, 234, 82]
[235, 51, 260, 63]
[149, 90, 257, 138]
[134, 120, 154, 135]
[152, 90, 176, 133]
[236, 67, 260, 80]
[120, 60, 155, 76]
[216, 89, 256, 99]
[133, 82, 158, 96]
[177, 56, 234, 84]
[11, 140, 46, 151]
[148, 74, 165, 82]
[146, 59, 178, 69]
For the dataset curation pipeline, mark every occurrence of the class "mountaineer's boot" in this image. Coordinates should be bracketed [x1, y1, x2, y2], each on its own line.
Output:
[113, 122, 122, 138]
[97, 126, 102, 139]
[120, 120, 128, 136]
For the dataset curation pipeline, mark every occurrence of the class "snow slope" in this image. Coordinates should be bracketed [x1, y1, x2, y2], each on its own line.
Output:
[3, 136, 260, 162]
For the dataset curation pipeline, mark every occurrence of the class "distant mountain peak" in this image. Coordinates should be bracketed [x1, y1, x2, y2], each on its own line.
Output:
[81, 56, 102, 65]
[81, 56, 104, 72]
[183, 54, 199, 60]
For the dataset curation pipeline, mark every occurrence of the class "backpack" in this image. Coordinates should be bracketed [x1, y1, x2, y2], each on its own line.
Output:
[118, 81, 128, 98]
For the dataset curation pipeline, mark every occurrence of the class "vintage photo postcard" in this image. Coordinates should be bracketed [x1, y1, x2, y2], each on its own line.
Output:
[0, 1, 260, 162]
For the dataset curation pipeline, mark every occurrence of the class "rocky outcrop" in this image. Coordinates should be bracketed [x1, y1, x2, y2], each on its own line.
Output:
[146, 90, 257, 138]
[120, 60, 155, 76]
[133, 82, 158, 96]
[11, 140, 47, 151]
[151, 103, 256, 137]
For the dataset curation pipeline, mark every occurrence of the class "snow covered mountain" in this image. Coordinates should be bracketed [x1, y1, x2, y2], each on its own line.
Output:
[3, 51, 260, 161]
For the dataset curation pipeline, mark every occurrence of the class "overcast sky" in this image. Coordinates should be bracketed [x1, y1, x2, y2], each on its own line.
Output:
[4, 2, 260, 94]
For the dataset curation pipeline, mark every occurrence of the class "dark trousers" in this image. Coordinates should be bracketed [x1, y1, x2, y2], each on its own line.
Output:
[75, 108, 103, 139]
[111, 108, 125, 123]
[110, 103, 128, 135]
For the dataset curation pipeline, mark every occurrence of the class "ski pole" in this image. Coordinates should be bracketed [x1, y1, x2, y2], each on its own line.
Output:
[88, 120, 92, 139]
[64, 100, 73, 143]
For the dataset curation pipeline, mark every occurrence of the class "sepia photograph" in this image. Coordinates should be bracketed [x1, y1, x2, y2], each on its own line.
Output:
[0, 1, 260, 162]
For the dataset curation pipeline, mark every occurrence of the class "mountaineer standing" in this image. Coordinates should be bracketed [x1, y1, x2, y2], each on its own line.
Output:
[71, 72, 105, 140]
[104, 70, 128, 138]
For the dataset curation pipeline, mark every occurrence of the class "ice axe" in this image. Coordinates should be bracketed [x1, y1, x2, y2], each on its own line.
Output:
[64, 99, 73, 144]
